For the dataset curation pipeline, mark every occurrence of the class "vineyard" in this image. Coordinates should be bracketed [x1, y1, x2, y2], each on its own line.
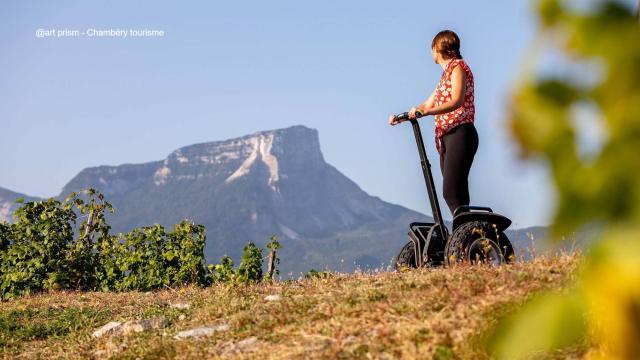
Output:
[0, 189, 280, 300]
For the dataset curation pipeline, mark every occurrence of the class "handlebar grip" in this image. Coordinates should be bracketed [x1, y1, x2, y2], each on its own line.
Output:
[394, 111, 423, 121]
[395, 112, 409, 121]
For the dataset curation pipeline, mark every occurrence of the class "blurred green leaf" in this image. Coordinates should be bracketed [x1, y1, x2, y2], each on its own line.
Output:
[488, 291, 587, 359]
[492, 0, 640, 358]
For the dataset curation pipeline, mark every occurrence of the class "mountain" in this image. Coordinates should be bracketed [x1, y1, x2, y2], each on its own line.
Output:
[0, 187, 41, 223]
[2, 125, 572, 275]
[60, 126, 431, 275]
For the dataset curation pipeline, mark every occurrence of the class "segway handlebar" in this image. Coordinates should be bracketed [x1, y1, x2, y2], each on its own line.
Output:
[393, 111, 423, 122]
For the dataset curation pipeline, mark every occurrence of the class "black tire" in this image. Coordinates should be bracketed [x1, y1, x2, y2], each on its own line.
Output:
[394, 241, 417, 271]
[497, 231, 516, 263]
[446, 221, 509, 266]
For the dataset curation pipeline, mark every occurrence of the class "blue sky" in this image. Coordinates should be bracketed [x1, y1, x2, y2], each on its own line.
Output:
[0, 0, 579, 228]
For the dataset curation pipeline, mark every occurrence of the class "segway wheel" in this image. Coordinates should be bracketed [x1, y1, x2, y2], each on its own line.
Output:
[498, 231, 516, 263]
[394, 241, 417, 271]
[446, 221, 509, 266]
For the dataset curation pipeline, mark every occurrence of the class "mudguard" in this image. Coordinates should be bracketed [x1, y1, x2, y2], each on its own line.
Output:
[452, 212, 512, 232]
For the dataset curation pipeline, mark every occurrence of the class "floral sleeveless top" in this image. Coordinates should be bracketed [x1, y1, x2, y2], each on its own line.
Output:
[433, 58, 475, 154]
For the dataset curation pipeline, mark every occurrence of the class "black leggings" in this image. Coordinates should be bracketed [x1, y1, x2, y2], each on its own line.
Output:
[439, 123, 479, 215]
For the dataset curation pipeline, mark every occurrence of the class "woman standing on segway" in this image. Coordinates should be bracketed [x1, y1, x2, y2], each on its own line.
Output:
[389, 30, 478, 216]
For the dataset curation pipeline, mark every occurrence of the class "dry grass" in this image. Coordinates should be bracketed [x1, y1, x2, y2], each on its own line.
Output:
[0, 254, 580, 359]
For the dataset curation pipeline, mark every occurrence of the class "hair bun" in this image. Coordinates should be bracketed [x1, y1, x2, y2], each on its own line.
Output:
[431, 30, 463, 60]
[445, 49, 462, 58]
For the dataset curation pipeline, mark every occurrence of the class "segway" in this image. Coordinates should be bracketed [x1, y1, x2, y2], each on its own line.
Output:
[391, 112, 515, 269]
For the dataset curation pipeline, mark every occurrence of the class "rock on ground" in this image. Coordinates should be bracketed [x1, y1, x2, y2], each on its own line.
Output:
[119, 316, 166, 336]
[220, 336, 260, 354]
[92, 321, 122, 338]
[92, 316, 166, 338]
[170, 302, 191, 309]
[173, 323, 230, 340]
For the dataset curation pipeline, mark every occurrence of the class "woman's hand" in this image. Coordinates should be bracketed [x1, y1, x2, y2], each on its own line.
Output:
[409, 106, 430, 119]
[389, 104, 432, 126]
[389, 114, 402, 126]
[408, 107, 419, 120]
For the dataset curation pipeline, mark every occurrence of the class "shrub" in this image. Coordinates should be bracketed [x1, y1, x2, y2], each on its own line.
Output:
[208, 255, 235, 284]
[305, 269, 332, 279]
[115, 225, 167, 291]
[65, 190, 114, 291]
[265, 235, 281, 280]
[0, 222, 9, 252]
[0, 188, 282, 299]
[236, 242, 263, 283]
[0, 198, 76, 299]
[108, 221, 209, 292]
[164, 221, 207, 286]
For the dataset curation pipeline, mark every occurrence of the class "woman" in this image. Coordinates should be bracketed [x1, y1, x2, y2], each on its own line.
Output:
[389, 30, 478, 216]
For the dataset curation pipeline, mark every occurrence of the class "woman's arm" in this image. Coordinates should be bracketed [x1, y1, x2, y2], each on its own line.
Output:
[419, 65, 467, 116]
[420, 89, 437, 110]
[407, 89, 436, 120]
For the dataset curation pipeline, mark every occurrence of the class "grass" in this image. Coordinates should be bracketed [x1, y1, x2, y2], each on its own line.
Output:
[0, 253, 580, 359]
[0, 307, 111, 347]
